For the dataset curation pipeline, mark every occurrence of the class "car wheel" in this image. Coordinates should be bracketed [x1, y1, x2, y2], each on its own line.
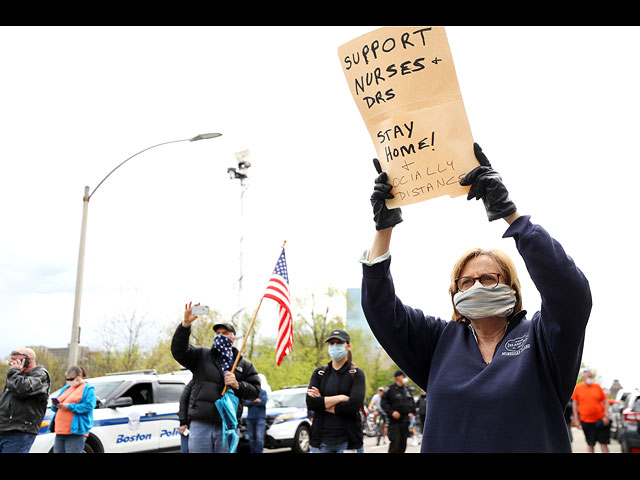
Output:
[83, 434, 103, 453]
[291, 424, 310, 453]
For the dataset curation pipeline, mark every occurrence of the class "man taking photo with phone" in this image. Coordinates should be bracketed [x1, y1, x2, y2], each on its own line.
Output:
[171, 302, 261, 453]
[0, 348, 51, 453]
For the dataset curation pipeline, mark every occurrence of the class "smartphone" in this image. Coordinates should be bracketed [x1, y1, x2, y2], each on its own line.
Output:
[192, 305, 209, 316]
[52, 398, 60, 406]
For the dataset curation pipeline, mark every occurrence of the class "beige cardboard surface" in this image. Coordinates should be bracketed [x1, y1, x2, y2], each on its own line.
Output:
[338, 26, 478, 208]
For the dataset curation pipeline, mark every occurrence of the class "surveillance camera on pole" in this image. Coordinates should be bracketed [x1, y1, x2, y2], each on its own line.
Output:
[227, 149, 251, 180]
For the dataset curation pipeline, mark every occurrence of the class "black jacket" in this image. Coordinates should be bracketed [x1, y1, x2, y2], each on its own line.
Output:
[306, 361, 366, 449]
[178, 379, 193, 427]
[381, 382, 415, 423]
[171, 324, 260, 426]
[0, 366, 51, 435]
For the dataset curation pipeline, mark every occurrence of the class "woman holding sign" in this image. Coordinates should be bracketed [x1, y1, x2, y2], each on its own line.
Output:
[360, 143, 591, 453]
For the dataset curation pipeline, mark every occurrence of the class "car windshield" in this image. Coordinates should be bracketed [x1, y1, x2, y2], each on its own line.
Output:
[88, 380, 124, 401]
[266, 390, 306, 408]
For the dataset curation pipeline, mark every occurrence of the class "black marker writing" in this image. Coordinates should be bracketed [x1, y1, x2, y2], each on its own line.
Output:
[343, 27, 433, 70]
[383, 131, 435, 163]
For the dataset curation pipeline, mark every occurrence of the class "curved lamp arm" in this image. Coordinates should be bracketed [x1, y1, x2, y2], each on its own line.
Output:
[88, 132, 222, 200]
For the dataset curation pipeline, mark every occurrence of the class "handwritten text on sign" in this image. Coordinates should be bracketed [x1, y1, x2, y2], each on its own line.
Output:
[338, 26, 478, 209]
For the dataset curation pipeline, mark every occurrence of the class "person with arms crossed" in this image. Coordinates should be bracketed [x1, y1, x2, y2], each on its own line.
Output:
[306, 329, 366, 453]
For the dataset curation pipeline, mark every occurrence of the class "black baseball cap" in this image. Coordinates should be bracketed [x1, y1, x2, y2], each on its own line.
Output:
[213, 323, 236, 335]
[325, 329, 350, 343]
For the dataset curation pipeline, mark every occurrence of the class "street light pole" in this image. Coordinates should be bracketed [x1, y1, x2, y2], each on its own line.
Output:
[67, 133, 222, 368]
[68, 186, 90, 369]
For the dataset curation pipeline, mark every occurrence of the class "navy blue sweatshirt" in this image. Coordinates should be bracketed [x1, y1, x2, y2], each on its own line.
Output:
[361, 216, 592, 452]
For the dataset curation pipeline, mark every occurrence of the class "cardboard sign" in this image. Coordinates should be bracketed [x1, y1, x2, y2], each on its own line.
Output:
[338, 26, 478, 208]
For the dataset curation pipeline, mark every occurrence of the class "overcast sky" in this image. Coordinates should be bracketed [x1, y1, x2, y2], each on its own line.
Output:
[1, 26, 638, 390]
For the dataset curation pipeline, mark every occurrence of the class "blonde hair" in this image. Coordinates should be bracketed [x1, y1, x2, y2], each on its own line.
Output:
[449, 248, 522, 323]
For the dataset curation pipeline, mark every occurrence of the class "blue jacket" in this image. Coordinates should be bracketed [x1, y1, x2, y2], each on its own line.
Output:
[361, 216, 592, 453]
[244, 389, 268, 419]
[50, 382, 95, 435]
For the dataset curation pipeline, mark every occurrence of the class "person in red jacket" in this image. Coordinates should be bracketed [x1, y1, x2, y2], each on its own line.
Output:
[572, 369, 610, 453]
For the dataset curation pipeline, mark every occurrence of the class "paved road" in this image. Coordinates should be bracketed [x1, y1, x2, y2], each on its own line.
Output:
[361, 426, 621, 453]
[253, 426, 621, 454]
[569, 426, 621, 453]
[364, 428, 621, 453]
[362, 432, 420, 453]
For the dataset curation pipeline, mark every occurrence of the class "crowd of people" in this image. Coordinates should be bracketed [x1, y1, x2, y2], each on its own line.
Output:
[0, 143, 608, 454]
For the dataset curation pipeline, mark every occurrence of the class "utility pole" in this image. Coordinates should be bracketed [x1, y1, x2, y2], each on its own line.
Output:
[227, 150, 251, 335]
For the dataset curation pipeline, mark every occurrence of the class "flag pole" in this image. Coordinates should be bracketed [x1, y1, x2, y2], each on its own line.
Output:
[221, 240, 287, 396]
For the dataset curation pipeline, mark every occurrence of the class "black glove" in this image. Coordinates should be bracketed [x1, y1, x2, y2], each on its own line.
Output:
[459, 143, 517, 222]
[370, 158, 403, 230]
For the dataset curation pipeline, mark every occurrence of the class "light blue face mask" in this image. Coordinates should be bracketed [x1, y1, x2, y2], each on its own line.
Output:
[328, 343, 347, 361]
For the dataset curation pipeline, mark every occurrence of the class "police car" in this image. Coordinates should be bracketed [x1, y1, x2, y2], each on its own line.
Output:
[30, 369, 192, 453]
[242, 386, 311, 453]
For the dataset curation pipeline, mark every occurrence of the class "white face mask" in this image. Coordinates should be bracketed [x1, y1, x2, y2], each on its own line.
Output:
[454, 282, 517, 319]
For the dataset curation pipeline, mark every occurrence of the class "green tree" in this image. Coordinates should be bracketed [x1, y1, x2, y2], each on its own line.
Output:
[0, 359, 7, 392]
[246, 286, 401, 398]
[87, 310, 149, 375]
[0, 348, 67, 392]
[32, 347, 67, 392]
[15, 285, 401, 404]
[145, 308, 224, 373]
[142, 328, 182, 373]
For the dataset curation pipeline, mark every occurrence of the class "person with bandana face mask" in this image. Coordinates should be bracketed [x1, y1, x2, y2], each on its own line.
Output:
[306, 329, 366, 453]
[171, 302, 261, 453]
[360, 143, 592, 453]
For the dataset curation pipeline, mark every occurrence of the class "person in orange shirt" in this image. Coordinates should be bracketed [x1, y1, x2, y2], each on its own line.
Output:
[50, 366, 95, 453]
[571, 369, 610, 453]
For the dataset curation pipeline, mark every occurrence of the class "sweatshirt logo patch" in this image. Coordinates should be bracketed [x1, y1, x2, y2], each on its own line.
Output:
[502, 334, 530, 357]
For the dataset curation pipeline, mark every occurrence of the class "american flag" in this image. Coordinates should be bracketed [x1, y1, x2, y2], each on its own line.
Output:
[263, 247, 292, 366]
